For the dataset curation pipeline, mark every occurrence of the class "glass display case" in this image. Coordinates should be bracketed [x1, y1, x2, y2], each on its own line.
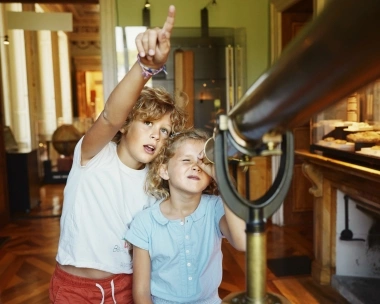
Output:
[310, 77, 380, 168]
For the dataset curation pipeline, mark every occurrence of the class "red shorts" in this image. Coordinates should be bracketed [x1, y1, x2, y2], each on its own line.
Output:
[49, 264, 133, 304]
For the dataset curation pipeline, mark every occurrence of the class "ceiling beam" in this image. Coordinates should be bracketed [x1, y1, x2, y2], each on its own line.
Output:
[0, 0, 98, 3]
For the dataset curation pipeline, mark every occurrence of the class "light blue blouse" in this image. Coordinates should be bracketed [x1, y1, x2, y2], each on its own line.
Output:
[126, 194, 225, 304]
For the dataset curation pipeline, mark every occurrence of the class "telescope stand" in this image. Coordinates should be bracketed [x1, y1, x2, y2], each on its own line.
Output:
[222, 226, 290, 304]
[213, 128, 294, 304]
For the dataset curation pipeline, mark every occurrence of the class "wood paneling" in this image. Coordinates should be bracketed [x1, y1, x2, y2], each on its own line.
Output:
[174, 50, 194, 128]
[235, 157, 272, 201]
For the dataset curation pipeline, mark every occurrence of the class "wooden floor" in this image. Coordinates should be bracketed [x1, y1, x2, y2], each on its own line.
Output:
[0, 184, 349, 304]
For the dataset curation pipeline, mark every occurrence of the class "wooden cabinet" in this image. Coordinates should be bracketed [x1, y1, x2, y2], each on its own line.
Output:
[6, 149, 40, 213]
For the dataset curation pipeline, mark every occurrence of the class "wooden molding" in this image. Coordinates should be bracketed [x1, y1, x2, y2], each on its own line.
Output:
[270, 0, 302, 12]
[302, 162, 323, 197]
[73, 55, 101, 71]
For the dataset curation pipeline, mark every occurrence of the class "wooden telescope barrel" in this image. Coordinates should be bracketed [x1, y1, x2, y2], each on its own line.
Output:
[227, 0, 380, 150]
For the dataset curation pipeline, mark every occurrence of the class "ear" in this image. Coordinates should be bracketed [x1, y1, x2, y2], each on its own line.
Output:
[159, 164, 169, 180]
[119, 127, 126, 134]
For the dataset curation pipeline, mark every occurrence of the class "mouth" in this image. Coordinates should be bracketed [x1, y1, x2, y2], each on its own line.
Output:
[143, 145, 156, 154]
[188, 175, 200, 181]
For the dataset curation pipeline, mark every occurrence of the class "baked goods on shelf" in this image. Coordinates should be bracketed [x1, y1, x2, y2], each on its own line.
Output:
[317, 138, 354, 151]
[343, 122, 373, 132]
[324, 137, 335, 142]
[334, 139, 347, 144]
[346, 131, 380, 143]
[357, 147, 380, 158]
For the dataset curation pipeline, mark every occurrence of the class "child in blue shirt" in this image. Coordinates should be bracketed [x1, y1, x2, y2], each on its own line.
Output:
[126, 129, 246, 304]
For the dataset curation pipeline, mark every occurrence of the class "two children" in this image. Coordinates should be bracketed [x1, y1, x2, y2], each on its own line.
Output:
[126, 129, 246, 303]
[49, 5, 188, 303]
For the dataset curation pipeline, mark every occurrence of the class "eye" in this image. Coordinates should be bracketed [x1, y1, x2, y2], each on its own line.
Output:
[144, 121, 153, 126]
[182, 159, 190, 162]
[161, 128, 170, 136]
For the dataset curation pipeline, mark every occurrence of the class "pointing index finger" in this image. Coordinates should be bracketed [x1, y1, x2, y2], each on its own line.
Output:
[160, 5, 175, 41]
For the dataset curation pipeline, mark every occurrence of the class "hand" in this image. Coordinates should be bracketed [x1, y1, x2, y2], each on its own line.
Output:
[197, 151, 216, 180]
[135, 5, 175, 68]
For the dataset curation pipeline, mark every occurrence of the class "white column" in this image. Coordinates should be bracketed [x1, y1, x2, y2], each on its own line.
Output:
[0, 4, 11, 127]
[6, 3, 31, 149]
[100, 0, 117, 102]
[38, 30, 57, 140]
[58, 31, 73, 125]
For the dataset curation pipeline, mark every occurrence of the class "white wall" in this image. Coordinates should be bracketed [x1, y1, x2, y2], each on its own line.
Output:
[336, 190, 380, 278]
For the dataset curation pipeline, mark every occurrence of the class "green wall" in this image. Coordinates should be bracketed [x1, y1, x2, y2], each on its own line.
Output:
[116, 0, 270, 89]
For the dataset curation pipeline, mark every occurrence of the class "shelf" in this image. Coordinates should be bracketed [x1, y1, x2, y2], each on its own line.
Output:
[310, 144, 380, 169]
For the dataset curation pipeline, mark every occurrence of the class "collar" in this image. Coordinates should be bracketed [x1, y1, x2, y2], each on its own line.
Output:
[151, 195, 209, 225]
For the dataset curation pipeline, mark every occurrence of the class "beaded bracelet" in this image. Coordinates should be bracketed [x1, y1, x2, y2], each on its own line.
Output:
[137, 55, 167, 79]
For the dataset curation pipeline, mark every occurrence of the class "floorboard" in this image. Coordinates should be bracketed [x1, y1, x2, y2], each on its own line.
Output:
[0, 184, 349, 303]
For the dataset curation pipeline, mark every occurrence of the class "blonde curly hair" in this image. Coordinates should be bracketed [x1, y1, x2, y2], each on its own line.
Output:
[145, 129, 219, 200]
[112, 86, 188, 144]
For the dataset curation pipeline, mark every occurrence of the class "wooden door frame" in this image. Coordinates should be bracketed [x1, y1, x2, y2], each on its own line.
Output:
[270, 0, 330, 64]
[270, 0, 302, 62]
[0, 51, 10, 228]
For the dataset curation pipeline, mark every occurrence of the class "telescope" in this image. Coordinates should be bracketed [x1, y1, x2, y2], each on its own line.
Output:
[205, 0, 380, 303]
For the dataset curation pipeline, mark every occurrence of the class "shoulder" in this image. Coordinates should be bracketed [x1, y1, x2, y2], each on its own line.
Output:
[133, 202, 159, 221]
[130, 203, 161, 234]
[73, 138, 117, 168]
[201, 194, 222, 206]
[201, 194, 225, 220]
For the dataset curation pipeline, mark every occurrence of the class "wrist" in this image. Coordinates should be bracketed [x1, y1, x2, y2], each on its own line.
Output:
[137, 55, 167, 79]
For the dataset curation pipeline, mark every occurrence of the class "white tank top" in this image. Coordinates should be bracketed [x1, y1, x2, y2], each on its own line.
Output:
[56, 137, 155, 273]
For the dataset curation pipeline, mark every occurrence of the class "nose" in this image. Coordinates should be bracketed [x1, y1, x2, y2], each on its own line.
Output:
[192, 165, 201, 172]
[150, 132, 159, 140]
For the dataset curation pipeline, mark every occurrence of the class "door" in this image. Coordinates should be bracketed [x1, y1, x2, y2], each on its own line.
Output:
[281, 0, 314, 225]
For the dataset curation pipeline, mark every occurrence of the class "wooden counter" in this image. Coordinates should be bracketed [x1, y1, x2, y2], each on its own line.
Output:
[295, 149, 380, 285]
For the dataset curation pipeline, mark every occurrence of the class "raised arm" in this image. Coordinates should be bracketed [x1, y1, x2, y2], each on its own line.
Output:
[219, 204, 246, 251]
[197, 150, 246, 251]
[132, 246, 153, 304]
[81, 5, 176, 164]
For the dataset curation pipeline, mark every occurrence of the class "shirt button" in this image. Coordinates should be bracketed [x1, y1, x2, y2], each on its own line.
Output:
[186, 250, 189, 254]
[185, 235, 189, 239]
[187, 262, 191, 267]
[188, 276, 192, 281]
[180, 221, 184, 225]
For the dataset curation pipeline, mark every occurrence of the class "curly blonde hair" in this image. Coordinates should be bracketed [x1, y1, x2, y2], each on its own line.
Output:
[112, 86, 188, 144]
[145, 129, 219, 200]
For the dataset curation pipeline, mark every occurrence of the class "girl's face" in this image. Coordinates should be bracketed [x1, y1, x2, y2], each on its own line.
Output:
[118, 112, 172, 169]
[160, 139, 212, 195]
